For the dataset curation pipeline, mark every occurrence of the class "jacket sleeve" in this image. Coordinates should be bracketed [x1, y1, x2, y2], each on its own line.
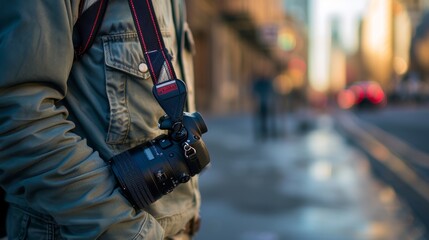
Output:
[0, 1, 163, 239]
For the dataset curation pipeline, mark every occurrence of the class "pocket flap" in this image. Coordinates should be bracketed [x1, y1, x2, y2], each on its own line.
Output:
[102, 33, 151, 79]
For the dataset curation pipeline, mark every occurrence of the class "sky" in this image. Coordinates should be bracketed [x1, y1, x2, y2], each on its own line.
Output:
[309, 0, 369, 92]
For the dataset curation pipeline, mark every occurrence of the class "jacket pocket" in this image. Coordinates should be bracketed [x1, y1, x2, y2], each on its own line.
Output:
[7, 206, 29, 240]
[7, 205, 61, 240]
[102, 33, 148, 145]
[102, 33, 167, 147]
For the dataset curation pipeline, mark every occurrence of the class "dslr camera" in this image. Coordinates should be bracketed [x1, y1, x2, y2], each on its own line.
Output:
[109, 80, 210, 209]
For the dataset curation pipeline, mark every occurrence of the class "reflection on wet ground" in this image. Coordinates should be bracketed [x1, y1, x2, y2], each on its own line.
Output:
[196, 113, 425, 240]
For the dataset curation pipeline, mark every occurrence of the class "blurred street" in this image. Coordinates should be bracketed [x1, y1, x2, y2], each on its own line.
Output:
[3, 0, 429, 239]
[186, 1, 429, 239]
[353, 106, 429, 155]
[195, 110, 426, 240]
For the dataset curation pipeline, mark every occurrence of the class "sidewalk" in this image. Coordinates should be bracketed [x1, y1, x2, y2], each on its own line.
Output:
[195, 111, 425, 240]
[335, 109, 429, 238]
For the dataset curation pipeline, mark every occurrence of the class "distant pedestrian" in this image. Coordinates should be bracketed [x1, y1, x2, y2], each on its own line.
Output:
[252, 74, 277, 140]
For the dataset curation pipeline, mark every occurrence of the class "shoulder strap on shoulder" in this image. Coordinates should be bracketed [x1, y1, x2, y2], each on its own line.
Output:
[74, 0, 108, 57]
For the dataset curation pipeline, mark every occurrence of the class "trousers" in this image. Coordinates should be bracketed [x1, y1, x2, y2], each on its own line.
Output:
[6, 205, 197, 240]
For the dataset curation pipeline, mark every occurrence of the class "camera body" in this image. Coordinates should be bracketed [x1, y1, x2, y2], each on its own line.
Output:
[109, 112, 210, 209]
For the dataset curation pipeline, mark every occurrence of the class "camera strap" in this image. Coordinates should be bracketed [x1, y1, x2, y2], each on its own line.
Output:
[74, 0, 108, 57]
[128, 0, 187, 124]
[75, 0, 187, 124]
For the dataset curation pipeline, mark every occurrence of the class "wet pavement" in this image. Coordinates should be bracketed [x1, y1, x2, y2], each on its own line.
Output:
[353, 106, 429, 155]
[195, 112, 425, 240]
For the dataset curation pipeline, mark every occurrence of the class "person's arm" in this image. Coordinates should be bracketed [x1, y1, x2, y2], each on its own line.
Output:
[0, 1, 163, 239]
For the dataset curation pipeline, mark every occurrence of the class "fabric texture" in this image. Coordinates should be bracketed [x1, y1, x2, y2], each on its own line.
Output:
[0, 0, 199, 239]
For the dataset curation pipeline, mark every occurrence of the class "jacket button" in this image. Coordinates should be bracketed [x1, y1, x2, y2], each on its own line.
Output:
[138, 63, 148, 73]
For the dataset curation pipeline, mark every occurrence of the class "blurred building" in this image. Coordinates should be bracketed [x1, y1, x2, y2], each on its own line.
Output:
[329, 18, 347, 93]
[274, 15, 308, 110]
[406, 0, 429, 86]
[313, 0, 429, 104]
[401, 0, 429, 25]
[349, 0, 416, 94]
[186, 0, 308, 114]
[360, 0, 396, 89]
[357, 0, 429, 95]
[283, 0, 309, 27]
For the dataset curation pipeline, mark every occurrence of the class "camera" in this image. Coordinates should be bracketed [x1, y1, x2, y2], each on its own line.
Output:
[109, 112, 210, 209]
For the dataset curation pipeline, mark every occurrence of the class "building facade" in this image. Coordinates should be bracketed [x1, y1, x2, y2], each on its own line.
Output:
[186, 0, 305, 114]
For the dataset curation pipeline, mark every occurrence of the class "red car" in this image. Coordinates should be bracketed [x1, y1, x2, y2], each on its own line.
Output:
[337, 81, 386, 109]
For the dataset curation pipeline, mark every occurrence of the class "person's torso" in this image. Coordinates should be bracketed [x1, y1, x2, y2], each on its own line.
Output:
[67, 0, 199, 236]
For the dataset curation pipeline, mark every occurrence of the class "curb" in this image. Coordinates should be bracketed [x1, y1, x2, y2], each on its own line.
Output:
[335, 110, 429, 238]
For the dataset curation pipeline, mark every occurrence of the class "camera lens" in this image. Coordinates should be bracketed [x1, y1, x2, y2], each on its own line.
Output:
[110, 135, 190, 209]
[109, 150, 156, 208]
[109, 112, 210, 210]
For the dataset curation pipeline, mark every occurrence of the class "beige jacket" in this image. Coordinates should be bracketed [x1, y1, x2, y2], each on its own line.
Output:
[0, 0, 199, 238]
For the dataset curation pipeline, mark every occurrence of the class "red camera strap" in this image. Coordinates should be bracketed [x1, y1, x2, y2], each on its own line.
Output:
[74, 0, 108, 57]
[128, 0, 177, 84]
[127, 0, 186, 122]
[75, 0, 177, 85]
[75, 0, 186, 122]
